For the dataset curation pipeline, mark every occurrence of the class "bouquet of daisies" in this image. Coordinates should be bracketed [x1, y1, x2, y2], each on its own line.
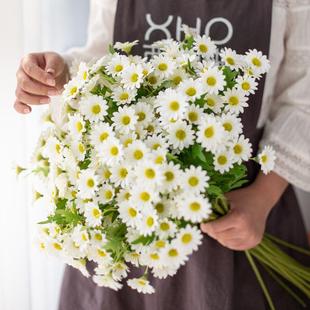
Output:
[18, 30, 310, 307]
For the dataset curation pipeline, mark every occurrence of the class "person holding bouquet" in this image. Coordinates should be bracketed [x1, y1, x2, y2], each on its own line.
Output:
[13, 0, 310, 309]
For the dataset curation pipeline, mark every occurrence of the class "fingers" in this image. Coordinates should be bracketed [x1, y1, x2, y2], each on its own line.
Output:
[44, 52, 66, 78]
[17, 70, 59, 97]
[14, 100, 32, 114]
[15, 88, 50, 105]
[200, 211, 236, 236]
[22, 54, 56, 87]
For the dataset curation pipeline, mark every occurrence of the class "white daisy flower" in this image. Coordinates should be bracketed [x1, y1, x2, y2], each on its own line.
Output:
[200, 66, 226, 95]
[106, 54, 130, 77]
[197, 116, 225, 152]
[80, 95, 108, 122]
[84, 202, 103, 227]
[168, 121, 195, 150]
[62, 234, 86, 258]
[139, 249, 163, 269]
[219, 48, 241, 70]
[231, 135, 253, 163]
[118, 132, 137, 148]
[130, 185, 159, 208]
[162, 240, 187, 268]
[67, 114, 86, 137]
[182, 165, 210, 194]
[134, 160, 164, 187]
[125, 140, 150, 164]
[151, 54, 176, 79]
[112, 86, 137, 105]
[154, 199, 172, 219]
[161, 162, 182, 192]
[194, 35, 217, 58]
[224, 88, 249, 115]
[134, 101, 154, 127]
[97, 138, 124, 166]
[213, 150, 234, 174]
[185, 104, 204, 125]
[90, 123, 115, 146]
[156, 89, 188, 120]
[118, 201, 141, 227]
[178, 78, 203, 101]
[42, 136, 63, 162]
[90, 230, 107, 246]
[112, 106, 138, 134]
[77, 169, 98, 199]
[177, 194, 212, 223]
[88, 245, 112, 265]
[71, 225, 90, 250]
[127, 278, 155, 294]
[152, 265, 178, 279]
[66, 258, 90, 278]
[70, 140, 86, 161]
[219, 113, 243, 139]
[114, 40, 139, 54]
[97, 183, 115, 203]
[258, 146, 276, 174]
[76, 62, 90, 82]
[169, 68, 187, 87]
[236, 75, 258, 95]
[116, 188, 132, 205]
[157, 219, 177, 239]
[63, 78, 82, 100]
[137, 208, 159, 236]
[204, 94, 224, 114]
[111, 262, 129, 281]
[176, 225, 203, 255]
[121, 63, 144, 89]
[145, 134, 169, 152]
[110, 162, 133, 188]
[93, 274, 123, 291]
[245, 49, 270, 76]
[124, 252, 141, 267]
[96, 165, 112, 184]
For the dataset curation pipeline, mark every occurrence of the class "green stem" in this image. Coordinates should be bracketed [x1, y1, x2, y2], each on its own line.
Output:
[265, 234, 310, 256]
[245, 251, 276, 310]
[261, 263, 307, 308]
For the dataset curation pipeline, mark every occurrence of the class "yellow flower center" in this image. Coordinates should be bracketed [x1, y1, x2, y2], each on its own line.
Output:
[168, 248, 178, 257]
[188, 176, 199, 187]
[165, 171, 174, 182]
[140, 192, 150, 202]
[204, 126, 214, 138]
[206, 98, 215, 107]
[226, 57, 235, 65]
[120, 92, 129, 101]
[223, 122, 232, 132]
[78, 143, 85, 153]
[160, 222, 170, 231]
[92, 208, 101, 219]
[134, 150, 143, 160]
[94, 233, 102, 241]
[186, 87, 197, 97]
[76, 121, 83, 132]
[145, 168, 155, 179]
[92, 104, 101, 115]
[252, 57, 262, 67]
[175, 129, 186, 140]
[115, 64, 123, 72]
[242, 82, 250, 91]
[234, 144, 243, 155]
[146, 217, 154, 227]
[87, 178, 95, 188]
[182, 233, 193, 244]
[172, 75, 182, 85]
[70, 86, 78, 96]
[206, 76, 216, 86]
[104, 190, 113, 200]
[128, 207, 137, 217]
[229, 96, 239, 106]
[155, 203, 164, 214]
[217, 155, 228, 165]
[169, 101, 180, 111]
[119, 168, 128, 178]
[188, 111, 198, 122]
[199, 44, 208, 53]
[100, 132, 109, 142]
[148, 75, 157, 85]
[53, 243, 62, 251]
[121, 115, 131, 125]
[137, 112, 146, 121]
[190, 202, 201, 212]
[150, 253, 159, 260]
[155, 240, 166, 248]
[261, 155, 268, 163]
[97, 249, 107, 257]
[131, 73, 139, 83]
[158, 63, 168, 71]
[110, 146, 119, 156]
[55, 144, 61, 154]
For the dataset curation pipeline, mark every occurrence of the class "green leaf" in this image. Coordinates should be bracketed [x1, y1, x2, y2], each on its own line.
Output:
[132, 234, 155, 246]
[109, 44, 116, 55]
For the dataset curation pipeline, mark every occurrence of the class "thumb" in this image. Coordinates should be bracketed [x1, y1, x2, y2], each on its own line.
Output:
[201, 210, 236, 236]
[44, 52, 65, 78]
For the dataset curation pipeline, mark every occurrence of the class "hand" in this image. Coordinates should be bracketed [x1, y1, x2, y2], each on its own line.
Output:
[201, 172, 288, 250]
[14, 52, 69, 114]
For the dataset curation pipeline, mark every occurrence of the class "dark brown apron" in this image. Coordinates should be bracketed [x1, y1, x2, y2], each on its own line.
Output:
[58, 1, 309, 309]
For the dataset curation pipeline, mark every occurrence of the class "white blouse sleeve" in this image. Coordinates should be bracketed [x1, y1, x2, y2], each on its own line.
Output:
[260, 1, 310, 191]
[62, 0, 117, 68]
